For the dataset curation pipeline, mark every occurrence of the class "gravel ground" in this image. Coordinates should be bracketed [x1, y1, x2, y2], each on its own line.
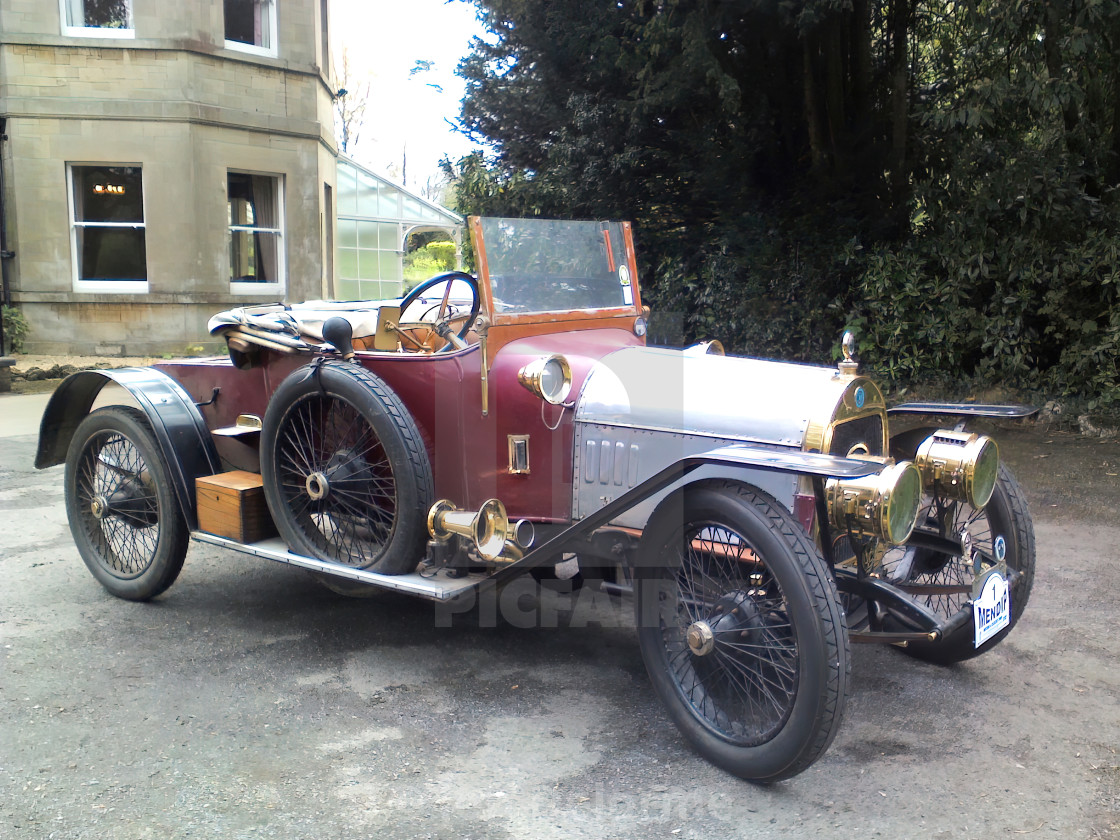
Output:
[1, 367, 1117, 839]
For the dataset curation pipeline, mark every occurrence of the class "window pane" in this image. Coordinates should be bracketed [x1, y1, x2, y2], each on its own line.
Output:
[379, 252, 401, 284]
[230, 230, 279, 282]
[357, 173, 378, 217]
[359, 250, 380, 281]
[403, 197, 423, 220]
[379, 223, 398, 251]
[337, 166, 357, 215]
[68, 0, 131, 29]
[338, 248, 358, 279]
[228, 171, 282, 285]
[338, 219, 357, 249]
[73, 165, 143, 223]
[228, 173, 278, 230]
[77, 226, 146, 282]
[357, 221, 378, 249]
[225, 0, 270, 48]
[336, 277, 360, 300]
[378, 188, 398, 217]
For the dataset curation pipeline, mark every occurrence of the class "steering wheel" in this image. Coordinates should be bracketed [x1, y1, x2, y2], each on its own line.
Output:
[396, 271, 480, 352]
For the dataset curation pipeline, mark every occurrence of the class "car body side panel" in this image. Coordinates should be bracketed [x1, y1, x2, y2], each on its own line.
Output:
[483, 328, 643, 521]
[573, 423, 799, 526]
[570, 346, 873, 525]
[160, 350, 477, 506]
[155, 327, 643, 523]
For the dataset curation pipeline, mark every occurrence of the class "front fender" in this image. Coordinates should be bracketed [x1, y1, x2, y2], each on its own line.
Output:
[36, 368, 222, 529]
[487, 444, 881, 579]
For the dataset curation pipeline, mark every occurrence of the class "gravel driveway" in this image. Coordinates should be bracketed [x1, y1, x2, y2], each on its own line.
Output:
[1, 396, 1117, 840]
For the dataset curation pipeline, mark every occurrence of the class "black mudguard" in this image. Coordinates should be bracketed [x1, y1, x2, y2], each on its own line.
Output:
[491, 444, 881, 579]
[35, 367, 221, 529]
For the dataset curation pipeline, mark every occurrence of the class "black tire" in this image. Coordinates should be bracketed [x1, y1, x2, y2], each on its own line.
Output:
[634, 481, 850, 783]
[261, 361, 434, 578]
[64, 406, 188, 601]
[883, 464, 1035, 664]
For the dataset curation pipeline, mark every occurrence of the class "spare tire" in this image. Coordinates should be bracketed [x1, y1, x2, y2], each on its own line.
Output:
[261, 361, 434, 575]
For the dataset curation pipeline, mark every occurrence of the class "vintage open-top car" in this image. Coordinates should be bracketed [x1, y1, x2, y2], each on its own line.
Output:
[36, 217, 1036, 782]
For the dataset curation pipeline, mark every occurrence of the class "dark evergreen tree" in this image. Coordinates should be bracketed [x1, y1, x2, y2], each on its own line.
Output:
[448, 0, 1120, 409]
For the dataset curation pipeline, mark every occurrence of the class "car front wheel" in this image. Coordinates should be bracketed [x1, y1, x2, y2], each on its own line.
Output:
[634, 481, 850, 782]
[882, 464, 1035, 664]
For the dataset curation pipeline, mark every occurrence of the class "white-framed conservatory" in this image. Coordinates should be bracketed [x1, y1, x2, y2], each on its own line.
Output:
[335, 157, 462, 302]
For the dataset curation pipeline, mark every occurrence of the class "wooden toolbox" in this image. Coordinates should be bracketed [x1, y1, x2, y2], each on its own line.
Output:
[195, 471, 276, 543]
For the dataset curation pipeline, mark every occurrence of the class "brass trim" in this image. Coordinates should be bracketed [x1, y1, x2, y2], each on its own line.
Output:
[686, 621, 716, 656]
[802, 377, 888, 456]
[825, 461, 923, 545]
[508, 434, 530, 475]
[475, 315, 491, 417]
[427, 498, 510, 562]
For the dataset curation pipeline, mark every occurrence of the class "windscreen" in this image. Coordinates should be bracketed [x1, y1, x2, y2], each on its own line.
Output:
[478, 218, 635, 315]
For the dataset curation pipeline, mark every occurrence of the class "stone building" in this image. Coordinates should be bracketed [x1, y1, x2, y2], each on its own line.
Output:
[0, 0, 339, 355]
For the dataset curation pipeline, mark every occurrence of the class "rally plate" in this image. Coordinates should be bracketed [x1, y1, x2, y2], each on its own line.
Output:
[972, 567, 1011, 647]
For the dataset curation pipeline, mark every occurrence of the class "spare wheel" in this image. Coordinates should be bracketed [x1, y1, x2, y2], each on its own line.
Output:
[261, 361, 433, 576]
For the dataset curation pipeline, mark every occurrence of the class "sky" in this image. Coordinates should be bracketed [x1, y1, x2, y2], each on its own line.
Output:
[330, 0, 489, 194]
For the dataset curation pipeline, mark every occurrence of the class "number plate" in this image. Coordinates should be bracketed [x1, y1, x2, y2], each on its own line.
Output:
[973, 568, 1011, 648]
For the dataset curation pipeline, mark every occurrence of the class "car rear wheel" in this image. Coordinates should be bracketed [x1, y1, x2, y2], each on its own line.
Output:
[634, 481, 850, 782]
[261, 361, 434, 580]
[64, 406, 188, 601]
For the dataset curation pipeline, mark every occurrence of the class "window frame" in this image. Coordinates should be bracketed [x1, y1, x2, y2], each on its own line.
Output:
[58, 0, 135, 39]
[67, 162, 149, 294]
[228, 170, 287, 296]
[224, 0, 279, 59]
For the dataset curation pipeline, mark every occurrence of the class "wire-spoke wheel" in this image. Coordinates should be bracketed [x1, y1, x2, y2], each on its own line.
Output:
[882, 464, 1035, 664]
[261, 362, 433, 580]
[64, 406, 187, 601]
[635, 481, 849, 782]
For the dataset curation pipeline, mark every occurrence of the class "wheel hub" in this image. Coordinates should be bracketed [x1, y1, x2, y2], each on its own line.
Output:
[686, 621, 715, 656]
[90, 495, 108, 520]
[305, 471, 330, 501]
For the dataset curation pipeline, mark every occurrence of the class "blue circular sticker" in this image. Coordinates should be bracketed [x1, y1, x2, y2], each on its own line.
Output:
[854, 387, 865, 409]
[993, 535, 1007, 563]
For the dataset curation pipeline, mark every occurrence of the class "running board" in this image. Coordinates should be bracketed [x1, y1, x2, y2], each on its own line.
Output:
[190, 532, 485, 601]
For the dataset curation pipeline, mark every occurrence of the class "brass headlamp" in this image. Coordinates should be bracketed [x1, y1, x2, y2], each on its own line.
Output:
[913, 430, 999, 508]
[825, 460, 923, 546]
[517, 355, 572, 405]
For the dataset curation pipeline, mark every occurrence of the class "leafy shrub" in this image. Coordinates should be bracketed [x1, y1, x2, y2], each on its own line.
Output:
[403, 239, 457, 285]
[1, 305, 29, 354]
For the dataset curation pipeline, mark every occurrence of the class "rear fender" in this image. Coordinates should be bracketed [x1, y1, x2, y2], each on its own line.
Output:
[35, 368, 222, 529]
